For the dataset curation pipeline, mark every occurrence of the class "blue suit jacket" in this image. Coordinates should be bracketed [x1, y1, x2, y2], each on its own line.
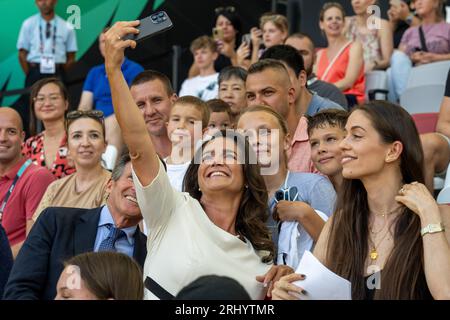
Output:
[3, 206, 147, 300]
[0, 224, 13, 299]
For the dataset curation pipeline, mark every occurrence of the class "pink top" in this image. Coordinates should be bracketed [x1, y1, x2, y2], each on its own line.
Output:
[0, 158, 55, 245]
[317, 42, 366, 104]
[401, 21, 450, 56]
[287, 116, 320, 174]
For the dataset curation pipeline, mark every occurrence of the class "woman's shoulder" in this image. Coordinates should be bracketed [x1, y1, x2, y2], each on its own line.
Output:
[24, 132, 44, 145]
[288, 171, 329, 184]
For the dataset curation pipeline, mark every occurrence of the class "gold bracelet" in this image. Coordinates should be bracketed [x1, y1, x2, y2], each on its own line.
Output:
[421, 223, 445, 237]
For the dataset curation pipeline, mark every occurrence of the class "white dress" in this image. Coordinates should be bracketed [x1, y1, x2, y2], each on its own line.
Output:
[132, 161, 272, 300]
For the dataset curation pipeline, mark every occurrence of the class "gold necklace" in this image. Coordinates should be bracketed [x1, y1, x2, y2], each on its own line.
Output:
[369, 206, 402, 234]
[368, 226, 392, 261]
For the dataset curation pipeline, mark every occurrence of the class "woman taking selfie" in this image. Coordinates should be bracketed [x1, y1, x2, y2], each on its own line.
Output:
[104, 21, 293, 300]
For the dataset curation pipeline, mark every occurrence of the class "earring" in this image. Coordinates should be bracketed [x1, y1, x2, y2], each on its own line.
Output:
[198, 187, 201, 191]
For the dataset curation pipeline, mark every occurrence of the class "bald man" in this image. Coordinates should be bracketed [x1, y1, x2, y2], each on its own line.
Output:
[0, 107, 54, 258]
[246, 60, 318, 174]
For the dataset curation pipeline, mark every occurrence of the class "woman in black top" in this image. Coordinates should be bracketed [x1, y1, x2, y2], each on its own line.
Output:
[188, 7, 243, 78]
[272, 101, 450, 300]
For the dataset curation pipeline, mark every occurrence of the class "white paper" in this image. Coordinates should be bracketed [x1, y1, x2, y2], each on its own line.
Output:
[292, 250, 352, 300]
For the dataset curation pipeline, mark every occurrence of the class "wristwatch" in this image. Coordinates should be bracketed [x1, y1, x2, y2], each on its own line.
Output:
[421, 223, 445, 237]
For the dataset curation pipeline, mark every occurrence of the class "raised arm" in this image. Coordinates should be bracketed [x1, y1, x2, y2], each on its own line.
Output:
[395, 182, 450, 300]
[104, 21, 159, 186]
[374, 19, 393, 70]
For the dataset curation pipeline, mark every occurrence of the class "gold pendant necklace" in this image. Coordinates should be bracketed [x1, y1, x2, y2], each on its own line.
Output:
[369, 225, 392, 261]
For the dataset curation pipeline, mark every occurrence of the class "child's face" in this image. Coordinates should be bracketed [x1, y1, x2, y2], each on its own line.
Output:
[309, 124, 346, 177]
[194, 47, 218, 70]
[167, 103, 203, 147]
[205, 111, 232, 137]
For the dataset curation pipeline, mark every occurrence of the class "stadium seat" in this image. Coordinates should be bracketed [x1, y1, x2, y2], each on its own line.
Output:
[400, 61, 450, 114]
[411, 113, 438, 134]
[365, 70, 388, 101]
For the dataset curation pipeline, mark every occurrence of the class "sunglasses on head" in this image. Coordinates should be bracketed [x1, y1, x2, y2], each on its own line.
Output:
[65, 110, 105, 130]
[215, 6, 235, 14]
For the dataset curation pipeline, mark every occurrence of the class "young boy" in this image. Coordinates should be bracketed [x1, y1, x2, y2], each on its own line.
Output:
[165, 96, 210, 191]
[307, 109, 348, 191]
[179, 36, 219, 101]
[205, 99, 233, 137]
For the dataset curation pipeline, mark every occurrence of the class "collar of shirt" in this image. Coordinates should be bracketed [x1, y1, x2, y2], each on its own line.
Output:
[98, 205, 137, 246]
[39, 14, 56, 26]
[1, 158, 27, 181]
[35, 132, 68, 149]
[291, 116, 309, 145]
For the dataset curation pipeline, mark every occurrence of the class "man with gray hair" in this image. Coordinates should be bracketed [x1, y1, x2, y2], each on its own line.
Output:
[3, 150, 147, 300]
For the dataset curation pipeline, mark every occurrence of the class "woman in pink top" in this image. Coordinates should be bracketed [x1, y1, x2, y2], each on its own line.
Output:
[388, 0, 450, 102]
[315, 2, 365, 108]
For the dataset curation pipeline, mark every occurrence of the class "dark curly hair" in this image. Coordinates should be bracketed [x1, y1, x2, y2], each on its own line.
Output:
[183, 130, 274, 263]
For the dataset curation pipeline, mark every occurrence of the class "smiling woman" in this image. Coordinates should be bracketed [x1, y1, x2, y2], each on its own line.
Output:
[31, 110, 111, 224]
[22, 78, 76, 179]
[272, 101, 450, 300]
[104, 21, 294, 300]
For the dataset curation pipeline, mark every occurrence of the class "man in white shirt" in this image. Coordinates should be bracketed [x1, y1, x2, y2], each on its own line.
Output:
[179, 36, 219, 101]
[17, 0, 77, 88]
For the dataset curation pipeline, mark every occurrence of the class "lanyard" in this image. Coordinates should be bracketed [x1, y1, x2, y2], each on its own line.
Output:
[0, 160, 32, 223]
[39, 19, 57, 55]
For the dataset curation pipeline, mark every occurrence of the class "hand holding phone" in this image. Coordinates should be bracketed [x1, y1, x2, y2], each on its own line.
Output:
[123, 11, 173, 42]
[212, 27, 224, 41]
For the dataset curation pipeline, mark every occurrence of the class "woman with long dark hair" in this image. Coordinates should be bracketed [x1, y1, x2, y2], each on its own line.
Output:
[272, 101, 450, 299]
[104, 21, 292, 300]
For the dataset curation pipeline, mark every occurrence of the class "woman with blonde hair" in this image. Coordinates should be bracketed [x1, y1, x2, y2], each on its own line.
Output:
[315, 2, 366, 108]
[388, 0, 450, 102]
[247, 13, 289, 64]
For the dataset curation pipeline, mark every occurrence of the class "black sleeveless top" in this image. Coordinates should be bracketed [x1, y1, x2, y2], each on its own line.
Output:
[363, 271, 433, 300]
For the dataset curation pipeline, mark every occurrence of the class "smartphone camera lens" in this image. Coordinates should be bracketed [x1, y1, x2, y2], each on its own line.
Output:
[158, 12, 164, 17]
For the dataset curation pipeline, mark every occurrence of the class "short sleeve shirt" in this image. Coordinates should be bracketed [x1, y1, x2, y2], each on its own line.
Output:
[82, 58, 144, 117]
[17, 14, 77, 63]
[400, 22, 450, 56]
[0, 158, 55, 245]
[22, 132, 76, 179]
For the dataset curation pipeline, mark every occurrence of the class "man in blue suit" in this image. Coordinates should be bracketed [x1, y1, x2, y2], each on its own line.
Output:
[3, 151, 147, 300]
[0, 224, 13, 299]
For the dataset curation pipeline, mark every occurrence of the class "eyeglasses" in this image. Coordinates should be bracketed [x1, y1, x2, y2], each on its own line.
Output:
[34, 94, 62, 105]
[65, 110, 105, 131]
[274, 186, 299, 203]
[215, 6, 235, 14]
